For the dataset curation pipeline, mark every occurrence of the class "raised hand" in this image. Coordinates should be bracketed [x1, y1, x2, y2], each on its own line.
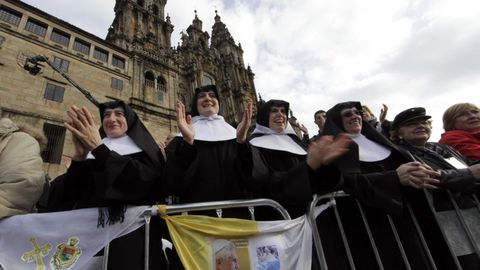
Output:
[236, 99, 253, 143]
[306, 133, 351, 170]
[69, 130, 89, 161]
[379, 104, 388, 123]
[299, 123, 309, 137]
[177, 101, 194, 145]
[64, 106, 102, 152]
[396, 161, 440, 189]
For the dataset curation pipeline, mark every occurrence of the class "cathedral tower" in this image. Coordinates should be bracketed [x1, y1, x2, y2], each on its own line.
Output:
[210, 10, 256, 123]
[0, 0, 258, 178]
[106, 0, 174, 51]
[176, 10, 257, 124]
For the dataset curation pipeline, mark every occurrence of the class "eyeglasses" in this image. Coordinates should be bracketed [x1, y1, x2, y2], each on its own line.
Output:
[341, 109, 363, 118]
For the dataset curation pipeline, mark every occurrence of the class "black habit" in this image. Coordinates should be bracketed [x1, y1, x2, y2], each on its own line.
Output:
[163, 85, 251, 218]
[316, 101, 460, 270]
[246, 99, 341, 220]
[164, 137, 251, 217]
[48, 101, 166, 270]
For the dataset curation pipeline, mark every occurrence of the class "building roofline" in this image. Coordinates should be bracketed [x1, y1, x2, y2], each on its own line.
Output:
[3, 0, 131, 56]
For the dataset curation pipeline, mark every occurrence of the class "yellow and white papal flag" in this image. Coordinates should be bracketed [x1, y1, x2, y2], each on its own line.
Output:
[158, 205, 314, 270]
[0, 206, 149, 270]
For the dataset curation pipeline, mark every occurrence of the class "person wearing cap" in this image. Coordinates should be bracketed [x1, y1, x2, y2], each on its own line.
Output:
[246, 99, 350, 219]
[439, 103, 480, 163]
[320, 101, 465, 269]
[391, 107, 480, 189]
[47, 101, 166, 269]
[164, 85, 253, 218]
[324, 102, 440, 213]
[391, 107, 480, 269]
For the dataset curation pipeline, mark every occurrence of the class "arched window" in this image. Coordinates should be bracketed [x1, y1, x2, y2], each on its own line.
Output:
[151, 4, 159, 16]
[156, 76, 167, 101]
[202, 74, 214, 86]
[144, 71, 155, 88]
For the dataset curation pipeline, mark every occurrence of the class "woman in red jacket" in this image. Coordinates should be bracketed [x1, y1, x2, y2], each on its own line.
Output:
[439, 103, 480, 164]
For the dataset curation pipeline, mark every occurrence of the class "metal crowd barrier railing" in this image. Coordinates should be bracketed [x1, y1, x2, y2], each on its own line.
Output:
[307, 191, 480, 270]
[97, 191, 480, 270]
[101, 198, 291, 270]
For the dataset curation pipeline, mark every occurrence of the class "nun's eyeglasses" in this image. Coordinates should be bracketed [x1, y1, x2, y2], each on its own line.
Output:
[341, 110, 363, 118]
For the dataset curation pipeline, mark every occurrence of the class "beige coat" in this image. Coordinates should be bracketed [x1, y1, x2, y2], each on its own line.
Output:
[0, 118, 44, 219]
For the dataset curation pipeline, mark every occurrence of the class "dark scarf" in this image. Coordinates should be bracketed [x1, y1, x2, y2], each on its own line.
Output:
[99, 101, 162, 165]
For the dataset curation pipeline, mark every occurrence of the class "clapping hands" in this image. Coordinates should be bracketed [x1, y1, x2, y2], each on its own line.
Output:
[64, 106, 102, 160]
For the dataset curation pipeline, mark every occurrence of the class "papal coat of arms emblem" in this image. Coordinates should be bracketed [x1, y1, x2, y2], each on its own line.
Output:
[50, 237, 82, 270]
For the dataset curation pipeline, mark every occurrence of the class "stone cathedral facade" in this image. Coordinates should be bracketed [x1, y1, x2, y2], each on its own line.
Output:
[0, 0, 257, 178]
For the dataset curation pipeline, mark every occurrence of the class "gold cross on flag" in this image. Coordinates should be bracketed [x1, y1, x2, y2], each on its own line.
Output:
[21, 238, 52, 270]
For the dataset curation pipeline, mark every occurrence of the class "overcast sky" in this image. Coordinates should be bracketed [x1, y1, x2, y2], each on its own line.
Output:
[22, 0, 479, 141]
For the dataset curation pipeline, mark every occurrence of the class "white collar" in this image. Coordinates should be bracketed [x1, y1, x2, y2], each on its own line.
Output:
[251, 122, 297, 136]
[86, 135, 142, 159]
[177, 114, 236, 142]
[349, 133, 391, 162]
[250, 124, 307, 155]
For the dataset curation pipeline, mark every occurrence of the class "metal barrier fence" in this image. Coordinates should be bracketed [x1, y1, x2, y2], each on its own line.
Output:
[101, 198, 291, 270]
[97, 191, 480, 270]
[307, 191, 480, 270]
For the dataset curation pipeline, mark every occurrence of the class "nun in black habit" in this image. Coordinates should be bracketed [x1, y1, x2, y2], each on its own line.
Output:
[318, 101, 460, 270]
[164, 85, 253, 218]
[48, 101, 166, 269]
[246, 99, 350, 219]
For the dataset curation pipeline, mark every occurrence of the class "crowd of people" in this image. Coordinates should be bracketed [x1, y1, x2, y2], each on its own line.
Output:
[0, 87, 479, 269]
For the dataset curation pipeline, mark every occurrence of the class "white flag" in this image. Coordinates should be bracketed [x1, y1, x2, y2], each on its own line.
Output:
[0, 206, 149, 270]
[159, 205, 314, 270]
